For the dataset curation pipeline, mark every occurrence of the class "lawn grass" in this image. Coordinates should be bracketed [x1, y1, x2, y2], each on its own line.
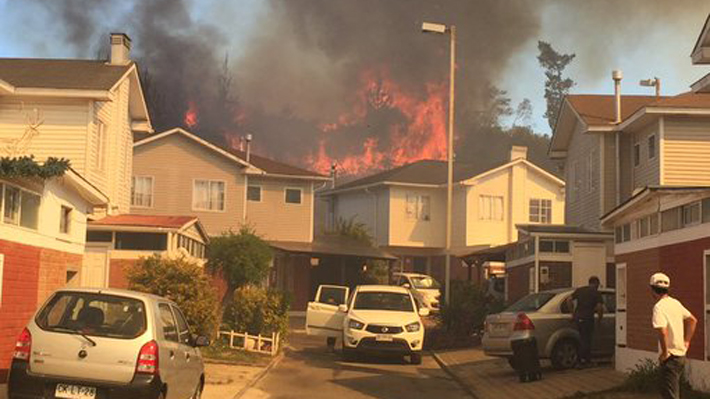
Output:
[201, 339, 272, 366]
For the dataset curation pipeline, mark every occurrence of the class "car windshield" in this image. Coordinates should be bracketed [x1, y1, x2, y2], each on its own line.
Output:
[410, 276, 440, 289]
[353, 292, 414, 312]
[505, 292, 556, 313]
[36, 292, 147, 339]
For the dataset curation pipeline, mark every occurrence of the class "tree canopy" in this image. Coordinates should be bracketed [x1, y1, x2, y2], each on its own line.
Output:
[537, 41, 576, 130]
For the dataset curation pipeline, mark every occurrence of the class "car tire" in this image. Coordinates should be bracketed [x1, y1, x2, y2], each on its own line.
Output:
[551, 339, 578, 370]
[410, 353, 422, 365]
[191, 379, 203, 399]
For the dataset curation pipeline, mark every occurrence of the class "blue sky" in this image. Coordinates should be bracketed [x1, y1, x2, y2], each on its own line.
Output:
[1, 1, 709, 135]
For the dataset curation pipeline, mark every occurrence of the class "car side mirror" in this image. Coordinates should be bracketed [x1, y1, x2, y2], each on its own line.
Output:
[193, 335, 210, 347]
[403, 283, 411, 289]
[419, 308, 430, 317]
[338, 304, 348, 313]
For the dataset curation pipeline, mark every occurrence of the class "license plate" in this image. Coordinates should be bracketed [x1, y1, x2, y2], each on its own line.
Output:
[376, 334, 394, 342]
[55, 384, 97, 399]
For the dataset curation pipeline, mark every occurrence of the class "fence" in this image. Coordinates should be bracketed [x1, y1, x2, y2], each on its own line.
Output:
[218, 330, 280, 356]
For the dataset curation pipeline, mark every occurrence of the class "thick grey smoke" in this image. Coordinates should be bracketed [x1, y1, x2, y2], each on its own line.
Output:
[15, 0, 710, 174]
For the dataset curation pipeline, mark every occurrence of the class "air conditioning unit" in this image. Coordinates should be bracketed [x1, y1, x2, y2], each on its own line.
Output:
[540, 266, 550, 284]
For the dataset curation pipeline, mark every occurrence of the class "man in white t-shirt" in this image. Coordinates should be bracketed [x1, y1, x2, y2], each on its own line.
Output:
[650, 272, 698, 399]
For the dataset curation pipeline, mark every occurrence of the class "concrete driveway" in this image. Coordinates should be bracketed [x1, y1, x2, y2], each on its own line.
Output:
[241, 331, 470, 399]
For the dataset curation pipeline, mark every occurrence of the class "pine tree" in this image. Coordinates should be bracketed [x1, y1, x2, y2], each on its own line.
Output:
[537, 41, 576, 130]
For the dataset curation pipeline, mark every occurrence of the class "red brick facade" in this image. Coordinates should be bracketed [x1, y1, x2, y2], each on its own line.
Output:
[617, 236, 710, 361]
[0, 240, 83, 382]
[108, 258, 138, 289]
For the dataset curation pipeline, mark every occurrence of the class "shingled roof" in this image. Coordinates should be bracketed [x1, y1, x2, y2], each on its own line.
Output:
[0, 59, 132, 91]
[331, 159, 508, 191]
[566, 94, 662, 126]
[89, 214, 198, 229]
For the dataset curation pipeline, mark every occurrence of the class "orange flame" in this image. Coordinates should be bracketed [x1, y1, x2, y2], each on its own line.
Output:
[307, 67, 447, 176]
[184, 101, 198, 128]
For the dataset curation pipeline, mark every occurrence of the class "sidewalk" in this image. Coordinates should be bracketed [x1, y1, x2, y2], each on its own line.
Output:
[202, 361, 265, 399]
[434, 347, 631, 399]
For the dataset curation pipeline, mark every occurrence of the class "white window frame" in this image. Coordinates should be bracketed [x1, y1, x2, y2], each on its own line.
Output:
[479, 195, 504, 221]
[406, 194, 431, 221]
[59, 205, 72, 235]
[192, 179, 226, 212]
[247, 185, 262, 203]
[284, 187, 303, 205]
[682, 201, 701, 227]
[131, 176, 154, 208]
[648, 134, 657, 160]
[529, 198, 552, 224]
[1, 183, 41, 230]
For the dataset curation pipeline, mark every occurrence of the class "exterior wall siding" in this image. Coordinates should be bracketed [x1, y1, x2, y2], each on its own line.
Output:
[602, 133, 618, 214]
[246, 177, 313, 242]
[388, 186, 446, 247]
[131, 134, 246, 236]
[663, 116, 710, 186]
[631, 122, 660, 190]
[0, 96, 89, 171]
[565, 121, 602, 230]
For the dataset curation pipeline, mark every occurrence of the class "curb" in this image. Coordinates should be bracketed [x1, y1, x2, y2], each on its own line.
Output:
[232, 350, 285, 399]
[431, 351, 478, 399]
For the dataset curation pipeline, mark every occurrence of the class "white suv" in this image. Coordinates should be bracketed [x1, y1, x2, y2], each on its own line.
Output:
[306, 285, 428, 364]
[8, 288, 209, 399]
[392, 272, 441, 312]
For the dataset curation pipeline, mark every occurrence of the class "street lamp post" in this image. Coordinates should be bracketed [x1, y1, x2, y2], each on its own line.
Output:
[422, 22, 456, 304]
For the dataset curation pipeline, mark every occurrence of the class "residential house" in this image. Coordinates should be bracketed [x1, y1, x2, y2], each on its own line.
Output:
[318, 147, 566, 285]
[131, 127, 333, 310]
[85, 214, 210, 290]
[593, 15, 710, 392]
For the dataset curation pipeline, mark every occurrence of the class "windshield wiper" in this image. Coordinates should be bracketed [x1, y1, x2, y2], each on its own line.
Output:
[51, 327, 97, 347]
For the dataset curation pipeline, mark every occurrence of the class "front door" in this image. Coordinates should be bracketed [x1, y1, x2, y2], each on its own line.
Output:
[305, 285, 349, 338]
[82, 245, 110, 288]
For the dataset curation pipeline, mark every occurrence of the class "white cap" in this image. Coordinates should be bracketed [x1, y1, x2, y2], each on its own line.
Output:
[650, 272, 670, 288]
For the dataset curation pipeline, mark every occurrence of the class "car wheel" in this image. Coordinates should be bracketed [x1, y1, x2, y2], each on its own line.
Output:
[191, 379, 203, 399]
[551, 339, 578, 370]
[410, 353, 422, 365]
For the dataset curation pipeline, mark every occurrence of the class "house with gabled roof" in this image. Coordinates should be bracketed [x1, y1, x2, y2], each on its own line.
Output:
[317, 146, 566, 286]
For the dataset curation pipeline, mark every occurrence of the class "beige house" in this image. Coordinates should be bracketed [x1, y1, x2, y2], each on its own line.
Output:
[318, 147, 565, 283]
[131, 127, 329, 240]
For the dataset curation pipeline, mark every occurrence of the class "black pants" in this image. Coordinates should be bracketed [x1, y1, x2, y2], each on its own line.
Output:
[661, 355, 685, 399]
[575, 318, 595, 364]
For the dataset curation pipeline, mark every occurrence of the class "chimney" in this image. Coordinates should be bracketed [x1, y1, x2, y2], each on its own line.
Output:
[110, 33, 131, 65]
[245, 133, 253, 163]
[612, 70, 623, 124]
[330, 163, 338, 188]
[510, 145, 528, 161]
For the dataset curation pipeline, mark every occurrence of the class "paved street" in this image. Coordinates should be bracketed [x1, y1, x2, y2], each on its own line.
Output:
[241, 332, 470, 399]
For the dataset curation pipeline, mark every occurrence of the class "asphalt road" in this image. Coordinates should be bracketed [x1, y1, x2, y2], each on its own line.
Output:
[241, 332, 471, 399]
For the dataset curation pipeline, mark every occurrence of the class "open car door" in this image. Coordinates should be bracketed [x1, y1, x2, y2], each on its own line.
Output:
[306, 285, 350, 338]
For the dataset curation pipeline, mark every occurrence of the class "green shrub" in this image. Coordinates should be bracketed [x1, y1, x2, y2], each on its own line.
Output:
[439, 280, 505, 337]
[622, 358, 710, 398]
[222, 285, 290, 338]
[126, 255, 220, 337]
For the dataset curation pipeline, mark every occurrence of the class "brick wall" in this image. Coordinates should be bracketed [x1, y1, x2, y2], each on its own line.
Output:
[507, 263, 533, 303]
[618, 236, 710, 361]
[0, 240, 41, 382]
[108, 259, 138, 289]
[37, 249, 82, 305]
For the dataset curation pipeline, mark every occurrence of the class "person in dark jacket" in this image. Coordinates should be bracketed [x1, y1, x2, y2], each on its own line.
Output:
[568, 276, 604, 368]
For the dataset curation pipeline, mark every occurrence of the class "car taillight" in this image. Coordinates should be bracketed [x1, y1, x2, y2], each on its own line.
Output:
[513, 313, 535, 331]
[136, 340, 159, 375]
[13, 328, 32, 361]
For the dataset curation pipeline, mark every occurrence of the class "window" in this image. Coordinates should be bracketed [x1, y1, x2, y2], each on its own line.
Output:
[158, 304, 178, 342]
[479, 195, 503, 221]
[405, 194, 430, 221]
[247, 185, 261, 202]
[172, 306, 191, 345]
[529, 199, 552, 223]
[115, 232, 167, 251]
[633, 143, 640, 167]
[193, 180, 225, 211]
[131, 176, 154, 207]
[615, 224, 632, 243]
[87, 231, 112, 242]
[2, 185, 40, 230]
[60, 206, 72, 234]
[650, 214, 659, 235]
[178, 234, 206, 259]
[682, 201, 701, 227]
[648, 135, 656, 160]
[94, 122, 107, 170]
[704, 198, 710, 223]
[539, 240, 570, 253]
[662, 207, 681, 232]
[4, 185, 20, 225]
[285, 188, 302, 204]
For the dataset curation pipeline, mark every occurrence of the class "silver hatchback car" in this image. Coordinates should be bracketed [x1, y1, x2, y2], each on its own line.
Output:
[9, 288, 209, 399]
[482, 288, 616, 369]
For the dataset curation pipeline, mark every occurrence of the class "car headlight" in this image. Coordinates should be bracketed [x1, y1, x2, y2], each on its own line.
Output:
[349, 319, 365, 330]
[405, 322, 421, 332]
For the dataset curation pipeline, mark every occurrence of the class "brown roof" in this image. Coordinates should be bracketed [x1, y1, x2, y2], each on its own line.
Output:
[89, 214, 197, 229]
[0, 59, 131, 91]
[332, 159, 507, 191]
[566, 94, 662, 126]
[229, 149, 326, 178]
[269, 235, 397, 260]
[649, 92, 710, 109]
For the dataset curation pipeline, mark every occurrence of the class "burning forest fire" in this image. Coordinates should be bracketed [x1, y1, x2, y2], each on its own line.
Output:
[184, 102, 199, 128]
[304, 68, 448, 176]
